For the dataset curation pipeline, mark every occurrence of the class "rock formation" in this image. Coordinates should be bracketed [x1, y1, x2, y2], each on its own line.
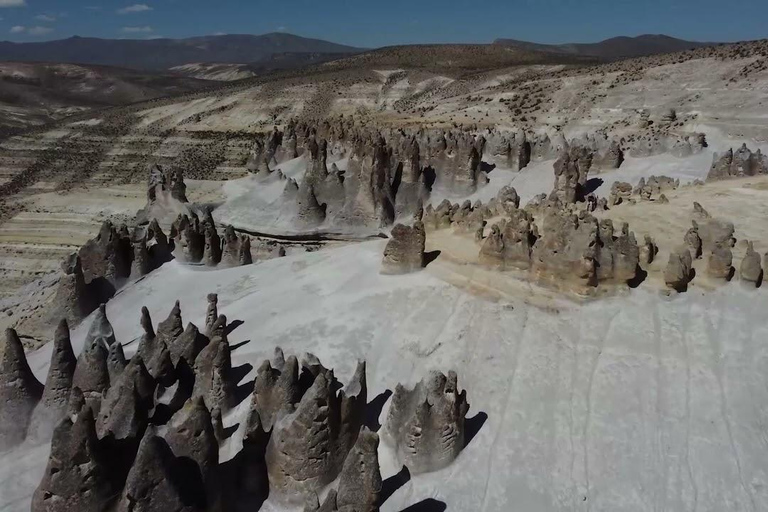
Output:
[381, 222, 426, 274]
[383, 370, 469, 474]
[707, 244, 733, 280]
[192, 335, 234, 412]
[84, 304, 116, 347]
[0, 328, 44, 450]
[107, 342, 127, 383]
[29, 320, 76, 439]
[265, 359, 367, 501]
[31, 409, 116, 512]
[664, 248, 694, 292]
[136, 307, 175, 384]
[707, 144, 768, 180]
[740, 241, 763, 285]
[247, 349, 301, 431]
[117, 428, 203, 512]
[51, 254, 94, 325]
[71, 335, 110, 410]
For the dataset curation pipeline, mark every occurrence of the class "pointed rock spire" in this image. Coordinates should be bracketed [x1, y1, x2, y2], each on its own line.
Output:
[0, 328, 44, 450]
[192, 336, 234, 412]
[97, 374, 147, 441]
[136, 307, 175, 384]
[29, 320, 77, 439]
[31, 408, 116, 512]
[107, 342, 127, 383]
[117, 428, 203, 512]
[169, 322, 208, 367]
[205, 293, 218, 335]
[72, 335, 110, 407]
[337, 429, 382, 512]
[157, 300, 184, 346]
[85, 304, 116, 347]
[247, 353, 300, 431]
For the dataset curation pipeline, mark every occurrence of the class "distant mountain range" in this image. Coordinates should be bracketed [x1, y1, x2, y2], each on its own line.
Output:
[0, 33, 365, 70]
[493, 34, 713, 60]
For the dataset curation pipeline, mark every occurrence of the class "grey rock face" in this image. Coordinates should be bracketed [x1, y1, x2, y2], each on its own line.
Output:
[336, 428, 382, 512]
[551, 146, 592, 204]
[740, 241, 763, 285]
[107, 342, 127, 384]
[157, 300, 184, 347]
[131, 231, 151, 279]
[170, 322, 209, 367]
[147, 219, 173, 269]
[193, 336, 234, 412]
[117, 428, 202, 512]
[136, 307, 175, 384]
[29, 320, 77, 439]
[78, 220, 132, 286]
[684, 225, 703, 259]
[84, 304, 116, 347]
[220, 225, 240, 267]
[31, 409, 116, 512]
[238, 235, 253, 265]
[664, 249, 694, 292]
[707, 244, 733, 280]
[695, 217, 736, 253]
[639, 235, 657, 266]
[96, 368, 147, 440]
[52, 254, 94, 325]
[383, 370, 469, 474]
[609, 181, 633, 206]
[164, 397, 220, 510]
[530, 212, 599, 288]
[71, 335, 110, 408]
[205, 293, 218, 335]
[707, 144, 768, 180]
[265, 360, 367, 501]
[296, 182, 327, 228]
[381, 222, 426, 274]
[247, 350, 301, 431]
[172, 213, 205, 263]
[0, 328, 44, 450]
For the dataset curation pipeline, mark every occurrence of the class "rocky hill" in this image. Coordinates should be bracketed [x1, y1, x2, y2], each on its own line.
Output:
[494, 34, 712, 60]
[0, 33, 365, 70]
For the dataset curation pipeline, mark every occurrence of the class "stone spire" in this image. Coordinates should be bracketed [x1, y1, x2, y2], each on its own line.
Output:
[0, 328, 44, 450]
[84, 304, 116, 347]
[29, 320, 77, 439]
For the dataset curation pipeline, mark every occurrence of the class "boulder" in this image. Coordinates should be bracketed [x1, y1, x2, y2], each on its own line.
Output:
[381, 222, 426, 274]
[664, 249, 694, 292]
[740, 241, 763, 285]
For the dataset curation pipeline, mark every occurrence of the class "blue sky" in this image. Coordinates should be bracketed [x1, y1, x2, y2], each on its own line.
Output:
[0, 0, 766, 46]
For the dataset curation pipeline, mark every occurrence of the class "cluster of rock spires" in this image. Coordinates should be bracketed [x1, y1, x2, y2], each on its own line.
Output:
[663, 202, 764, 291]
[51, 218, 174, 327]
[608, 175, 679, 205]
[707, 143, 768, 180]
[50, 165, 285, 331]
[1, 296, 472, 511]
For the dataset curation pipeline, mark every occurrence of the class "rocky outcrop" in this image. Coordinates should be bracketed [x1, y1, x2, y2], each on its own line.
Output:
[550, 147, 592, 204]
[707, 244, 733, 280]
[633, 175, 679, 200]
[335, 428, 382, 512]
[383, 370, 469, 474]
[51, 254, 95, 326]
[96, 366, 148, 441]
[29, 320, 77, 439]
[31, 409, 116, 512]
[664, 248, 694, 292]
[609, 181, 633, 206]
[71, 335, 110, 409]
[107, 342, 127, 383]
[265, 359, 367, 502]
[136, 307, 175, 385]
[707, 144, 768, 181]
[0, 328, 44, 451]
[84, 304, 116, 347]
[193, 335, 235, 412]
[381, 222, 426, 274]
[78, 220, 132, 286]
[171, 213, 205, 263]
[740, 241, 763, 285]
[117, 428, 203, 512]
[247, 349, 301, 431]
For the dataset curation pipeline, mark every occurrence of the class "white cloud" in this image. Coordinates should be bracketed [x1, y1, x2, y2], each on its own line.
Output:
[117, 4, 152, 14]
[35, 14, 56, 22]
[28, 26, 53, 35]
[121, 26, 153, 33]
[0, 0, 26, 7]
[10, 25, 24, 33]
